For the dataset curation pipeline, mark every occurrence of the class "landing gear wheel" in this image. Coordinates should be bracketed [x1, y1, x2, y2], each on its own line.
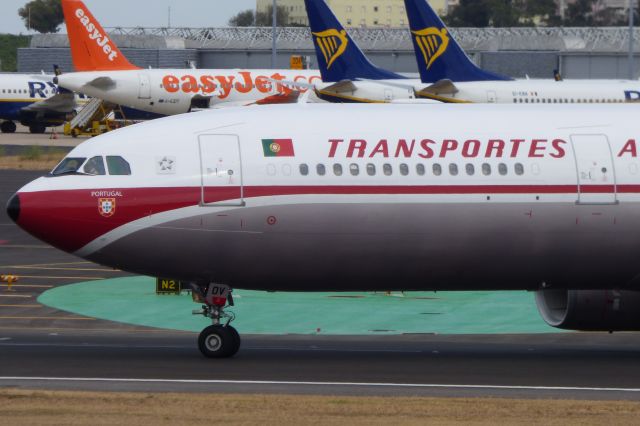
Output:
[1, 121, 16, 133]
[28, 124, 46, 134]
[198, 325, 240, 358]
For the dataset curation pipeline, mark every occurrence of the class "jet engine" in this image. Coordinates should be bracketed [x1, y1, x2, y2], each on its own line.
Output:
[535, 289, 640, 331]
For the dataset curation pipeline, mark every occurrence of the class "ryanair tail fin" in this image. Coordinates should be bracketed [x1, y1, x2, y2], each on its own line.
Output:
[404, 0, 511, 82]
[62, 0, 139, 71]
[304, 0, 404, 82]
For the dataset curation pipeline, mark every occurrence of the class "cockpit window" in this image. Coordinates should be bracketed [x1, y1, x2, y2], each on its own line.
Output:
[51, 157, 86, 176]
[83, 156, 106, 175]
[106, 156, 131, 175]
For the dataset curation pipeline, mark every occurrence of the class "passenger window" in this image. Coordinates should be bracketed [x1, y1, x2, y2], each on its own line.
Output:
[433, 163, 442, 176]
[449, 163, 458, 176]
[83, 156, 106, 175]
[317, 163, 326, 176]
[349, 163, 359, 176]
[366, 163, 376, 176]
[333, 163, 343, 176]
[482, 163, 491, 176]
[399, 163, 409, 176]
[51, 157, 87, 176]
[515, 163, 525, 176]
[498, 163, 508, 176]
[465, 163, 475, 176]
[106, 156, 131, 175]
[383, 163, 392, 176]
[299, 164, 309, 176]
[416, 164, 425, 176]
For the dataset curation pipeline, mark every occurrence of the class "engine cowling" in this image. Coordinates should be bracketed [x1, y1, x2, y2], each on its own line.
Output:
[535, 289, 640, 331]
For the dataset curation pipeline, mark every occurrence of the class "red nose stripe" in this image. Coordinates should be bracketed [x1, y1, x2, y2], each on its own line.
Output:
[17, 187, 201, 252]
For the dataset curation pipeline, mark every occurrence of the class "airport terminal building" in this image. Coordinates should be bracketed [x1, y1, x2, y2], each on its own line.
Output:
[17, 26, 640, 80]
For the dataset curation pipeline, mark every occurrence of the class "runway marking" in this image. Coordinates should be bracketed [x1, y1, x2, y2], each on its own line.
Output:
[0, 304, 42, 308]
[0, 316, 95, 320]
[0, 284, 53, 288]
[1, 262, 92, 268]
[0, 294, 31, 298]
[4, 267, 119, 272]
[0, 326, 181, 333]
[0, 245, 53, 249]
[10, 275, 105, 280]
[0, 377, 639, 394]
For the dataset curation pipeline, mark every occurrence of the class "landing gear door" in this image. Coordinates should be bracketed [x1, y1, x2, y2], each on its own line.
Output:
[570, 134, 617, 205]
[138, 73, 151, 99]
[199, 134, 244, 206]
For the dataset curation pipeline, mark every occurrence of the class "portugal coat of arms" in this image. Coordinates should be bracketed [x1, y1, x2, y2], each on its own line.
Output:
[98, 198, 116, 217]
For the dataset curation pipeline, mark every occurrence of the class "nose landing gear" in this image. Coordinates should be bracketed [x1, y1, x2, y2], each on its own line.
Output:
[192, 283, 241, 358]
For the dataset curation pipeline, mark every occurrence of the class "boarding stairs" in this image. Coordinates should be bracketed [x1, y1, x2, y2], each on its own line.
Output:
[65, 98, 127, 137]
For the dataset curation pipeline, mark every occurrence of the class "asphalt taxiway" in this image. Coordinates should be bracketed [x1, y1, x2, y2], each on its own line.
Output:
[2, 330, 640, 400]
[2, 166, 640, 400]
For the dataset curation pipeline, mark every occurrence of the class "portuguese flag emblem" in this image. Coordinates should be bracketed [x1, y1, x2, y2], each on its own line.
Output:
[262, 138, 295, 157]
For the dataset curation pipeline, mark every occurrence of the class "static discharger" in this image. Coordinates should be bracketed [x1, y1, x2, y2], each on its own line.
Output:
[1, 275, 19, 291]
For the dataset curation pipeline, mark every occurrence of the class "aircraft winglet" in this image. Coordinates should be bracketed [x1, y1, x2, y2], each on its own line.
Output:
[62, 0, 139, 71]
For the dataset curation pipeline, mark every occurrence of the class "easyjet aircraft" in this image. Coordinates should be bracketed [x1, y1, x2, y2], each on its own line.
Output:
[303, 0, 640, 104]
[8, 102, 640, 357]
[54, 0, 322, 115]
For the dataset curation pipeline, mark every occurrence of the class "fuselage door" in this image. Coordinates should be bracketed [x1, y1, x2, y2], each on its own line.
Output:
[138, 73, 151, 99]
[570, 134, 617, 204]
[487, 90, 497, 103]
[384, 88, 393, 101]
[199, 134, 244, 206]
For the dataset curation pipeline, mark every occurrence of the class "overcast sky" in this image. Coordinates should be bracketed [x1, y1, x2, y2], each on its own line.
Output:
[1, 0, 257, 34]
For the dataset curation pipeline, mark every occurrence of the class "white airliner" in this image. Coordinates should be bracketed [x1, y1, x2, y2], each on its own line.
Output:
[8, 102, 640, 357]
[0, 72, 77, 133]
[54, 0, 322, 115]
[302, 0, 640, 104]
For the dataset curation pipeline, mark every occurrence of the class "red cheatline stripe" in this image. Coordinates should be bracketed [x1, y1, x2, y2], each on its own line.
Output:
[18, 184, 633, 253]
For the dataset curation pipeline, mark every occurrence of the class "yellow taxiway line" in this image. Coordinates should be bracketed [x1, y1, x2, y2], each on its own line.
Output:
[0, 316, 95, 320]
[4, 267, 120, 272]
[0, 261, 92, 268]
[11, 275, 105, 280]
[0, 304, 42, 308]
[1, 284, 53, 288]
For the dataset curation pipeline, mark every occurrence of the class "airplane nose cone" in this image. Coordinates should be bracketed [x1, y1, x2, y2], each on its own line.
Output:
[6, 193, 20, 223]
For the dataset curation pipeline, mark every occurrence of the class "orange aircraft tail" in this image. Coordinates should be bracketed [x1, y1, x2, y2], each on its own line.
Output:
[62, 0, 139, 71]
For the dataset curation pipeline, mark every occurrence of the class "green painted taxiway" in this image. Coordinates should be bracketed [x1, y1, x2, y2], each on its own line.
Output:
[37, 276, 560, 335]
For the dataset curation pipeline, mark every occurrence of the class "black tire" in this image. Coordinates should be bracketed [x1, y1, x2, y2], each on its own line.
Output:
[28, 124, 46, 134]
[198, 325, 239, 358]
[1, 121, 17, 133]
[227, 325, 241, 357]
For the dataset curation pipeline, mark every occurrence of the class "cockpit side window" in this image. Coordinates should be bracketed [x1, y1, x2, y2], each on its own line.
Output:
[106, 156, 131, 175]
[83, 156, 106, 175]
[51, 157, 87, 176]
